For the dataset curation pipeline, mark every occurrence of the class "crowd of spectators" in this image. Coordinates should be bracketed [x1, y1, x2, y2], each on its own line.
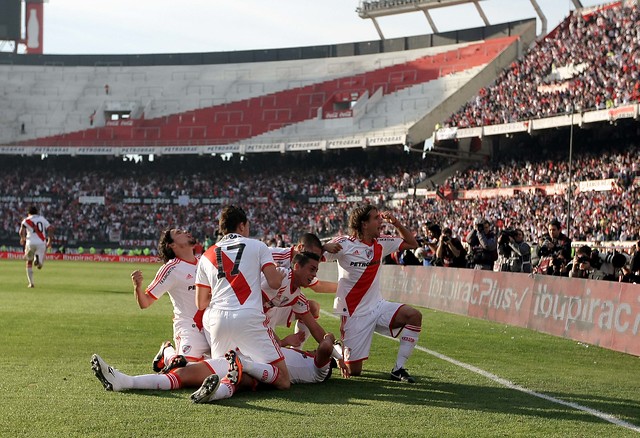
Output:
[444, 3, 640, 128]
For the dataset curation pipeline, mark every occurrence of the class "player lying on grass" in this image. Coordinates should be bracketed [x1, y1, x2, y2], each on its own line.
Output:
[91, 332, 348, 402]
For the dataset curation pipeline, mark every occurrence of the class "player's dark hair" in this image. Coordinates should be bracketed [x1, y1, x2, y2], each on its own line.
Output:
[293, 251, 320, 266]
[28, 205, 38, 215]
[158, 229, 175, 263]
[348, 204, 377, 240]
[298, 232, 322, 252]
[219, 205, 248, 235]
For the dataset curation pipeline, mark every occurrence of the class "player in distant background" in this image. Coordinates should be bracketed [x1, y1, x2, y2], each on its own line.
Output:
[324, 204, 423, 383]
[131, 228, 209, 373]
[19, 205, 53, 288]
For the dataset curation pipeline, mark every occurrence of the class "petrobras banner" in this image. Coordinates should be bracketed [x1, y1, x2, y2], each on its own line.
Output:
[367, 134, 405, 147]
[286, 140, 325, 152]
[483, 121, 529, 136]
[244, 143, 285, 153]
[315, 263, 640, 357]
[327, 138, 366, 149]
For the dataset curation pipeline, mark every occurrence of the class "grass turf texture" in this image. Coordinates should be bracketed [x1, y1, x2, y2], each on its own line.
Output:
[0, 259, 638, 437]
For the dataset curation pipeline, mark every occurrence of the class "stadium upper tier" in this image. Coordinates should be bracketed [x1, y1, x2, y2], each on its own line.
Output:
[0, 20, 534, 154]
[441, 1, 640, 134]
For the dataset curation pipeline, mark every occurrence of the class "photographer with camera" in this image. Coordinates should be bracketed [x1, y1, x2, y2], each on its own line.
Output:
[497, 228, 532, 273]
[435, 227, 467, 268]
[620, 241, 640, 283]
[466, 218, 498, 270]
[569, 245, 630, 281]
[536, 219, 572, 276]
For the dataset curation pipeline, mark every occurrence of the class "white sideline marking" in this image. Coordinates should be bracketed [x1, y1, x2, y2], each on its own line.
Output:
[319, 310, 640, 433]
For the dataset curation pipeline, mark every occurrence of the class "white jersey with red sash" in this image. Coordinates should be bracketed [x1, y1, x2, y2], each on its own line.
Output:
[21, 214, 50, 246]
[324, 235, 402, 317]
[270, 246, 319, 288]
[262, 267, 310, 328]
[146, 255, 200, 322]
[196, 233, 275, 311]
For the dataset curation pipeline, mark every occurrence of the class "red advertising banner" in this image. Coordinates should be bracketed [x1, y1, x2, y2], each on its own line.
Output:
[1, 251, 158, 263]
[319, 264, 640, 357]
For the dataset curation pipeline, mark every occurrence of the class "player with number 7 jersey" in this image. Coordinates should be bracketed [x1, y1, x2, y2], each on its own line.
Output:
[195, 205, 290, 390]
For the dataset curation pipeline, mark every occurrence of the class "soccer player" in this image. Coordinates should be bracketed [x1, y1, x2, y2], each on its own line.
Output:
[270, 233, 339, 346]
[131, 228, 209, 372]
[19, 205, 53, 288]
[195, 205, 289, 389]
[90, 332, 346, 402]
[190, 332, 347, 403]
[323, 204, 423, 383]
[263, 252, 328, 348]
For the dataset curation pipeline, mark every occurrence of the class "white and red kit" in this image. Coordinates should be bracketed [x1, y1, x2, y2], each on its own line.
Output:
[270, 246, 319, 288]
[262, 267, 310, 329]
[146, 255, 209, 361]
[323, 234, 405, 363]
[281, 347, 331, 384]
[21, 214, 50, 264]
[196, 233, 283, 365]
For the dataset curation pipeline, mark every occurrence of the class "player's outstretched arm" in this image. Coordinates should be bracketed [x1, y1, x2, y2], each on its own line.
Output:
[309, 280, 337, 294]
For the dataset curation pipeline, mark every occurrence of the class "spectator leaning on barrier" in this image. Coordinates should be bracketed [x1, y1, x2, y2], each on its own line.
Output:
[466, 218, 497, 270]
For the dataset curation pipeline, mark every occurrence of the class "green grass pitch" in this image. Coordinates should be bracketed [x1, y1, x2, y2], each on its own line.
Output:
[0, 259, 638, 437]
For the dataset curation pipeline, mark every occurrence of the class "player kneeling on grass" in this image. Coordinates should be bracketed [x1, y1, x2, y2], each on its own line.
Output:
[324, 205, 423, 383]
[90, 333, 347, 403]
[131, 228, 209, 373]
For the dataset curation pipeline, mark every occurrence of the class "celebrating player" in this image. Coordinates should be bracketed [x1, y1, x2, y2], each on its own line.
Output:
[19, 205, 53, 288]
[195, 205, 290, 389]
[131, 228, 209, 372]
[270, 233, 339, 346]
[324, 204, 423, 383]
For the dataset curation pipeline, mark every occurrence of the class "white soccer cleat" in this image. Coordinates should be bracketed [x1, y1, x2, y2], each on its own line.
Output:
[190, 374, 221, 403]
[91, 354, 126, 391]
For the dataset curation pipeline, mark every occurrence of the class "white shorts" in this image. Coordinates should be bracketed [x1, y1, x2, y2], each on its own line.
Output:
[203, 307, 284, 365]
[282, 348, 330, 384]
[173, 320, 210, 361]
[24, 242, 46, 266]
[340, 300, 404, 364]
[265, 306, 294, 329]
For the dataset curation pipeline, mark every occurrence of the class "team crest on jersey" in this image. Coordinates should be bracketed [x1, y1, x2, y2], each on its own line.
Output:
[365, 248, 373, 260]
[182, 345, 192, 354]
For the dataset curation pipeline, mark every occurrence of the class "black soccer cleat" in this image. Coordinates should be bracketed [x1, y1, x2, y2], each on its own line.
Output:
[390, 367, 416, 383]
[152, 341, 172, 372]
[161, 355, 187, 374]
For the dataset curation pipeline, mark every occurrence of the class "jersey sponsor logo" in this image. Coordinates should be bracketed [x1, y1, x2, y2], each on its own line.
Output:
[349, 260, 381, 268]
